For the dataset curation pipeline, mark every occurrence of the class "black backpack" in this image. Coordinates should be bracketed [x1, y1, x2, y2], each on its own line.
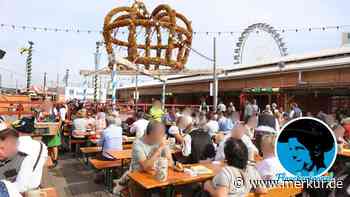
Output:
[187, 129, 212, 164]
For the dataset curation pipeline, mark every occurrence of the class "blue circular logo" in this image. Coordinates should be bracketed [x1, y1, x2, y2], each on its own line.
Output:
[276, 117, 337, 177]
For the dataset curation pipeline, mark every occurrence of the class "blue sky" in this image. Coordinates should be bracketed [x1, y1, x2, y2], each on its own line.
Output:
[1, 0, 350, 88]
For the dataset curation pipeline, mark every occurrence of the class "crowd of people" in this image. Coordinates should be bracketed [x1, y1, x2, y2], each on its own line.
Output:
[122, 99, 350, 196]
[0, 97, 349, 196]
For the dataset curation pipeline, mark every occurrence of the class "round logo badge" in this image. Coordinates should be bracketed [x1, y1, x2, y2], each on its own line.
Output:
[276, 117, 337, 177]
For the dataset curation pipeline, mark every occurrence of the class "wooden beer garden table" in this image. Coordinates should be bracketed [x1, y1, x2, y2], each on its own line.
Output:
[106, 149, 132, 168]
[128, 162, 223, 196]
[128, 161, 304, 197]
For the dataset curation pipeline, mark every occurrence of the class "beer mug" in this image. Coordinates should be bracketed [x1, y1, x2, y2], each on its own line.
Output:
[155, 157, 168, 182]
[169, 137, 176, 148]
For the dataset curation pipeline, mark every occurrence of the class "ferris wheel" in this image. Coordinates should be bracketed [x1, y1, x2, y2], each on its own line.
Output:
[233, 23, 288, 65]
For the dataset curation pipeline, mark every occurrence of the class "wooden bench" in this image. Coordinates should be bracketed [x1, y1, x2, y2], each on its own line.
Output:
[89, 158, 123, 192]
[69, 139, 86, 155]
[80, 146, 102, 164]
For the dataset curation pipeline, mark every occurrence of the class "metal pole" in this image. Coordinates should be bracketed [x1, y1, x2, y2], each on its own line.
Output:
[43, 72, 47, 98]
[26, 41, 34, 92]
[162, 80, 166, 110]
[94, 41, 102, 102]
[135, 66, 139, 110]
[65, 69, 69, 87]
[56, 72, 59, 101]
[213, 37, 218, 112]
[111, 64, 118, 105]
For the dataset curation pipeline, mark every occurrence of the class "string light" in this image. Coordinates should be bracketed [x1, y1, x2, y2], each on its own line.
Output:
[1, 23, 350, 36]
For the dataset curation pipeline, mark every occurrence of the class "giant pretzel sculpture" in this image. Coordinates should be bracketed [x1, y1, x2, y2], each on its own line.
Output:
[103, 1, 193, 71]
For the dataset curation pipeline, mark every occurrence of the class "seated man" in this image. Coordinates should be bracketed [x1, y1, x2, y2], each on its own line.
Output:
[0, 119, 48, 193]
[256, 134, 284, 180]
[129, 111, 149, 139]
[177, 116, 213, 164]
[130, 121, 173, 172]
[215, 123, 258, 162]
[97, 115, 123, 160]
[129, 121, 173, 196]
[12, 117, 48, 193]
[205, 112, 219, 137]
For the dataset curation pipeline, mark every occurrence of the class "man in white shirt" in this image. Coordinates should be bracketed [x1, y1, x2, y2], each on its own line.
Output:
[256, 134, 285, 180]
[16, 132, 48, 192]
[217, 101, 226, 113]
[205, 112, 219, 137]
[215, 124, 258, 161]
[98, 115, 123, 160]
[130, 111, 149, 139]
[3, 117, 48, 193]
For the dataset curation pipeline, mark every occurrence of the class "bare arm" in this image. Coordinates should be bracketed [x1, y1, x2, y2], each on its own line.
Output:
[204, 180, 228, 197]
[138, 146, 163, 171]
[173, 133, 184, 144]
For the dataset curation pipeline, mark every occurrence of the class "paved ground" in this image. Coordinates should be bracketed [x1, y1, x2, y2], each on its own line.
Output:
[45, 153, 114, 197]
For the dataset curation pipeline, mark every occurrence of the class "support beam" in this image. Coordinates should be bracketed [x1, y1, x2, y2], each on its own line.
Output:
[80, 68, 224, 77]
[162, 80, 166, 110]
[213, 37, 218, 112]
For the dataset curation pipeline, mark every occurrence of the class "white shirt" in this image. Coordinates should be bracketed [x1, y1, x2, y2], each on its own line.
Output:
[52, 108, 58, 116]
[241, 135, 259, 161]
[98, 125, 123, 159]
[2, 180, 22, 197]
[256, 156, 285, 180]
[181, 134, 192, 157]
[215, 134, 258, 161]
[215, 134, 231, 161]
[205, 120, 219, 136]
[168, 126, 191, 156]
[217, 103, 226, 112]
[130, 119, 149, 139]
[16, 136, 48, 192]
[59, 107, 67, 121]
[168, 125, 181, 136]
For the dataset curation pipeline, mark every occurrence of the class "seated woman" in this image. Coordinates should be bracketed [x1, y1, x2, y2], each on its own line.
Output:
[256, 134, 284, 180]
[72, 109, 89, 138]
[204, 138, 266, 196]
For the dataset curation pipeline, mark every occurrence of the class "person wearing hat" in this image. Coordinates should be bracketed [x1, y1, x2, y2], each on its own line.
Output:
[277, 118, 335, 176]
[10, 116, 48, 192]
